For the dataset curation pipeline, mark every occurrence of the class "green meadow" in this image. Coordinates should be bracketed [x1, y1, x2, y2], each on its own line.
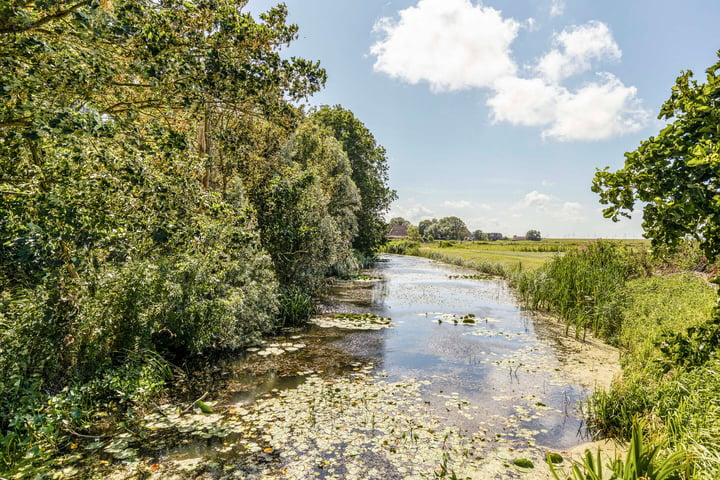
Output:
[418, 238, 650, 270]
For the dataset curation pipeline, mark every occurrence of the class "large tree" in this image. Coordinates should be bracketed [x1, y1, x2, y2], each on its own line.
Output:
[425, 216, 470, 241]
[311, 105, 397, 254]
[593, 52, 720, 260]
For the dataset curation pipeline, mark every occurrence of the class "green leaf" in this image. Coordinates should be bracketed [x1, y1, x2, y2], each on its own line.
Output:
[195, 400, 213, 414]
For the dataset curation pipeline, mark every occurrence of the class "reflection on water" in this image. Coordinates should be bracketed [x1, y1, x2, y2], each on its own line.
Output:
[321, 254, 591, 448]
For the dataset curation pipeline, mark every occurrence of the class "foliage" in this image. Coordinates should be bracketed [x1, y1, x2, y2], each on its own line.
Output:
[549, 422, 689, 480]
[389, 217, 411, 227]
[252, 121, 360, 293]
[423, 216, 471, 241]
[381, 240, 421, 256]
[526, 229, 542, 241]
[587, 273, 720, 477]
[0, 0, 389, 473]
[277, 286, 316, 328]
[593, 52, 720, 261]
[312, 105, 397, 254]
[511, 240, 636, 342]
[473, 229, 489, 241]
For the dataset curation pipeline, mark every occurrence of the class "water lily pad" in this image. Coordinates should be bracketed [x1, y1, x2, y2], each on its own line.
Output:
[513, 458, 534, 468]
[547, 452, 563, 464]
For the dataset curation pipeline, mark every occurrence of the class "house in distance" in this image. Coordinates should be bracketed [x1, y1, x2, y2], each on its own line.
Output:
[388, 224, 408, 239]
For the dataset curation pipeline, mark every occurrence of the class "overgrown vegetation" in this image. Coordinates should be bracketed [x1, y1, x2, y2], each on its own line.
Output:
[0, 1, 394, 475]
[511, 240, 653, 342]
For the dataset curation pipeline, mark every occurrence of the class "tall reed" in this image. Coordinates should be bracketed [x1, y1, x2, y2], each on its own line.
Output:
[510, 240, 632, 342]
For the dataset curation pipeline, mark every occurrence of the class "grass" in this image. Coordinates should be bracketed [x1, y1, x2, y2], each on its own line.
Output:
[406, 238, 650, 271]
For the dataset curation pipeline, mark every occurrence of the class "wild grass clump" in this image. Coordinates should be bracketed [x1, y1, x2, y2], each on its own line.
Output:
[381, 240, 421, 256]
[278, 286, 316, 328]
[510, 240, 635, 342]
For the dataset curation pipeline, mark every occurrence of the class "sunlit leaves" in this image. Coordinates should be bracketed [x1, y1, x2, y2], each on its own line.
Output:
[593, 51, 720, 260]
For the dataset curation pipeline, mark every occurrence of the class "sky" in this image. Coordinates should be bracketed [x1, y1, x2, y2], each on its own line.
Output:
[247, 0, 720, 238]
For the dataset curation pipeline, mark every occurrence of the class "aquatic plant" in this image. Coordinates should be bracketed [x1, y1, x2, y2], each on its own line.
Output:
[511, 240, 632, 342]
[548, 422, 689, 480]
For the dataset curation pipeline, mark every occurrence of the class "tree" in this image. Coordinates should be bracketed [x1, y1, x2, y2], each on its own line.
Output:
[425, 216, 469, 241]
[418, 219, 435, 237]
[388, 217, 411, 228]
[311, 105, 397, 255]
[473, 230, 489, 241]
[255, 121, 360, 292]
[407, 225, 421, 241]
[526, 230, 542, 241]
[593, 52, 720, 260]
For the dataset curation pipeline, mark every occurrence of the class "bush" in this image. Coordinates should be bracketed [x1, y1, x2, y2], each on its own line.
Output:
[381, 240, 420, 256]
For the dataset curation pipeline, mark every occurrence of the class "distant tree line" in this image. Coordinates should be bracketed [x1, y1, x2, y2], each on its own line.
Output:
[388, 217, 541, 242]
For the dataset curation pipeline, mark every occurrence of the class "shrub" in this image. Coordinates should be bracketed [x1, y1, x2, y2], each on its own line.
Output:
[381, 240, 420, 256]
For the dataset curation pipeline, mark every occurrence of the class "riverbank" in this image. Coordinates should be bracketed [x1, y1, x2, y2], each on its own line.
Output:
[385, 239, 720, 478]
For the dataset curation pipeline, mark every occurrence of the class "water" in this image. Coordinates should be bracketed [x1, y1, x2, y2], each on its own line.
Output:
[326, 254, 590, 449]
[111, 254, 618, 479]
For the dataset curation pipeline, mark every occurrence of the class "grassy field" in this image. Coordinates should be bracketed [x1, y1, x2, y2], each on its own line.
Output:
[418, 238, 651, 270]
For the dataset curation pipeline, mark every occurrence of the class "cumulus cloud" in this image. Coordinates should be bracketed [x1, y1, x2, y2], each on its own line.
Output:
[489, 73, 647, 141]
[370, 2, 648, 141]
[523, 190, 552, 208]
[487, 77, 562, 126]
[535, 21, 621, 84]
[370, 0, 520, 91]
[541, 74, 648, 141]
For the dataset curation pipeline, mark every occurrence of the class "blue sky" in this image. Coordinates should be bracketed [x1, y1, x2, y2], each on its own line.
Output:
[247, 0, 720, 238]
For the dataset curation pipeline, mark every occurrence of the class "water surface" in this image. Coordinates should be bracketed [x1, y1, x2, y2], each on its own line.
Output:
[105, 254, 618, 479]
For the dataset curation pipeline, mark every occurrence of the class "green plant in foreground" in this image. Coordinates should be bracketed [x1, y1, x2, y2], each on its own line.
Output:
[549, 422, 689, 480]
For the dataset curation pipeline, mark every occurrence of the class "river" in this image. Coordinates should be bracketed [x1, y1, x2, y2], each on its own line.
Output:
[106, 254, 619, 479]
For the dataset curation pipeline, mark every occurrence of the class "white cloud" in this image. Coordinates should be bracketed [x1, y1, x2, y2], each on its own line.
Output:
[488, 73, 647, 141]
[550, 0, 565, 17]
[535, 21, 621, 84]
[388, 201, 434, 224]
[443, 200, 472, 208]
[541, 179, 554, 187]
[523, 190, 552, 208]
[371, 4, 648, 141]
[370, 0, 520, 92]
[488, 77, 562, 126]
[542, 74, 648, 141]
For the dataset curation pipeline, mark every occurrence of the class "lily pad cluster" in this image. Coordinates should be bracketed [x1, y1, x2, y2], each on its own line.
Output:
[101, 369, 564, 479]
[312, 313, 392, 330]
[448, 274, 494, 280]
[245, 341, 307, 357]
[431, 312, 480, 325]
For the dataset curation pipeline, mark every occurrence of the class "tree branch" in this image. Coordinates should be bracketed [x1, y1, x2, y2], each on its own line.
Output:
[0, 1, 92, 35]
